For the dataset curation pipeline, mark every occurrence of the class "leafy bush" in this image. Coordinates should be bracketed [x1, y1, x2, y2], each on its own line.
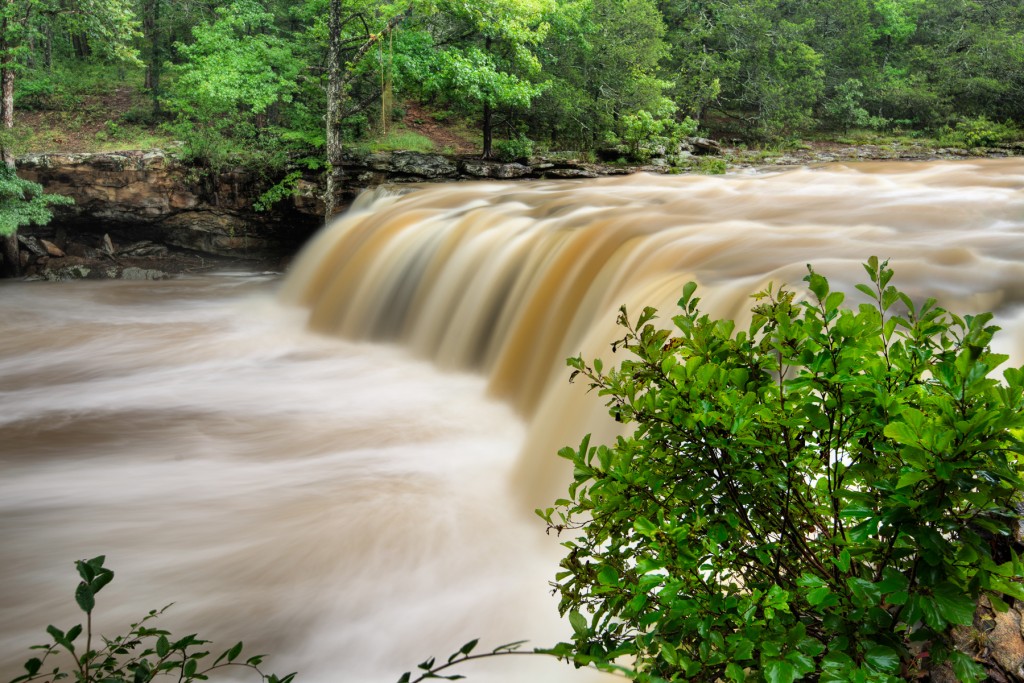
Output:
[0, 163, 73, 236]
[681, 156, 727, 175]
[164, 118, 242, 174]
[823, 79, 889, 132]
[540, 259, 1024, 682]
[493, 135, 534, 162]
[940, 116, 1018, 149]
[12, 556, 294, 683]
[615, 110, 699, 163]
[15, 75, 75, 111]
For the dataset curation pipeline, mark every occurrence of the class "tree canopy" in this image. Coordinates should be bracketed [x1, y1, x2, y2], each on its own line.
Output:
[2, 0, 1023, 195]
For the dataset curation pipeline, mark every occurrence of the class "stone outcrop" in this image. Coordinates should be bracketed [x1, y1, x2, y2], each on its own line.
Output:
[15, 149, 652, 265]
[17, 150, 322, 260]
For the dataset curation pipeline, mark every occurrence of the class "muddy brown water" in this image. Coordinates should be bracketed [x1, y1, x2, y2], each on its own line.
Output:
[4, 159, 1024, 683]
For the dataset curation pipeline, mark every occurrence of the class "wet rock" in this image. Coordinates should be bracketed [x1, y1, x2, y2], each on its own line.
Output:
[40, 239, 65, 257]
[65, 242, 89, 258]
[118, 241, 170, 258]
[988, 607, 1024, 678]
[541, 167, 599, 179]
[365, 151, 458, 178]
[16, 150, 323, 261]
[460, 159, 531, 178]
[120, 267, 168, 280]
[44, 265, 93, 281]
[689, 137, 722, 155]
[17, 234, 47, 257]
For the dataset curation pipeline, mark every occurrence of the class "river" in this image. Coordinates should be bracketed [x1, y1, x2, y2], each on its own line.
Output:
[3, 159, 1024, 683]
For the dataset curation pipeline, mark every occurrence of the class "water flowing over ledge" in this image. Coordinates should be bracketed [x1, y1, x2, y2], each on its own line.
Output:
[282, 158, 1024, 504]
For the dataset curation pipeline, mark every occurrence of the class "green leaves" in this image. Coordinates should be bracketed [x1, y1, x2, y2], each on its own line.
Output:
[548, 260, 1024, 682]
[74, 555, 114, 614]
[0, 163, 73, 237]
[17, 559, 292, 683]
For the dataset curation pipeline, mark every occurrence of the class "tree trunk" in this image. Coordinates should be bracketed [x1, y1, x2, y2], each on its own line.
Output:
[482, 100, 492, 159]
[144, 0, 162, 116]
[72, 33, 91, 58]
[481, 36, 493, 159]
[0, 231, 19, 277]
[0, 14, 19, 277]
[0, 59, 17, 277]
[1, 36, 13, 131]
[324, 6, 410, 220]
[324, 0, 345, 221]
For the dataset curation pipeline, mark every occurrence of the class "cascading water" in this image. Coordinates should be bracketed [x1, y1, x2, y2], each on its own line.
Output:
[3, 159, 1024, 683]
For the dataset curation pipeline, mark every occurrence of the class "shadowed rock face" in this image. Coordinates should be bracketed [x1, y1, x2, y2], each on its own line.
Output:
[16, 150, 323, 259]
[15, 150, 624, 260]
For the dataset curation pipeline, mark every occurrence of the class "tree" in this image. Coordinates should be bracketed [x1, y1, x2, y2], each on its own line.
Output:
[167, 0, 304, 157]
[0, 0, 139, 137]
[533, 0, 671, 150]
[541, 259, 1024, 682]
[400, 0, 551, 158]
[324, 0, 411, 218]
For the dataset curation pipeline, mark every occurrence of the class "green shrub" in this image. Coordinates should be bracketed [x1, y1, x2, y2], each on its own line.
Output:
[683, 156, 727, 175]
[165, 119, 241, 173]
[493, 135, 534, 162]
[823, 79, 889, 132]
[0, 163, 73, 236]
[940, 116, 1018, 149]
[15, 75, 75, 111]
[12, 556, 294, 683]
[616, 110, 699, 163]
[540, 258, 1024, 683]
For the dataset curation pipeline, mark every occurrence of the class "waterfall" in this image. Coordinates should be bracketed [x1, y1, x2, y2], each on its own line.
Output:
[281, 158, 1024, 504]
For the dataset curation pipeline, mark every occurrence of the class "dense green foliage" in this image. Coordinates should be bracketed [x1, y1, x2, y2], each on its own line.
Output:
[13, 557, 294, 683]
[2, 0, 1022, 166]
[539, 259, 1024, 682]
[0, 164, 72, 236]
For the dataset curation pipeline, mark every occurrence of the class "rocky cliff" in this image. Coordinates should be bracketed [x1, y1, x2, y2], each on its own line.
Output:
[15, 149, 639, 263]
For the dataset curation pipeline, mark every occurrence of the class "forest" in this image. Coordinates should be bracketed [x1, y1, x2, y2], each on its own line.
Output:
[1, 0, 1023, 174]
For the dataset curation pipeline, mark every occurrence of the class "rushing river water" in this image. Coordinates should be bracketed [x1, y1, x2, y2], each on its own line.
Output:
[3, 159, 1024, 683]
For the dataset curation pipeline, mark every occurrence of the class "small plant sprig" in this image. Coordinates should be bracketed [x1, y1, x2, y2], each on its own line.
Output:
[11, 556, 295, 683]
[397, 639, 550, 683]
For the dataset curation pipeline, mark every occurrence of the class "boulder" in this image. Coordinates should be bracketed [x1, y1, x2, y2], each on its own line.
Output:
[689, 137, 723, 155]
[17, 235, 47, 257]
[40, 239, 65, 257]
[460, 159, 531, 178]
[542, 167, 600, 179]
[388, 151, 459, 178]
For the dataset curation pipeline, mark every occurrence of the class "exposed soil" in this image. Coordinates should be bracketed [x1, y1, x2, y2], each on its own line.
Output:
[401, 101, 478, 154]
[17, 85, 155, 153]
